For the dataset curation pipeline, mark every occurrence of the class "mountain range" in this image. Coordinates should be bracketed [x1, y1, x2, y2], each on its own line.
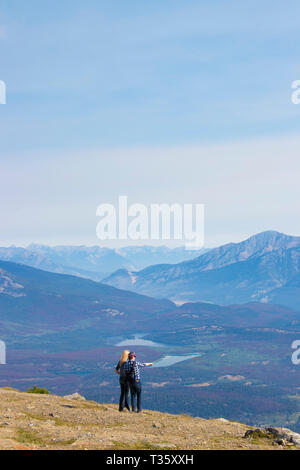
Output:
[0, 257, 299, 351]
[0, 244, 206, 282]
[0, 259, 174, 348]
[1, 256, 300, 431]
[103, 231, 300, 310]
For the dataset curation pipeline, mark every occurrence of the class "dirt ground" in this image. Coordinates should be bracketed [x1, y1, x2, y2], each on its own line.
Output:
[0, 387, 297, 450]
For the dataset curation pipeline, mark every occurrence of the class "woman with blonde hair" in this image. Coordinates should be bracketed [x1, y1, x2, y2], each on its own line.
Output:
[115, 350, 130, 412]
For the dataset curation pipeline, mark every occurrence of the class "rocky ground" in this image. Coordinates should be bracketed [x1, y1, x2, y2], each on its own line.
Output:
[0, 387, 299, 450]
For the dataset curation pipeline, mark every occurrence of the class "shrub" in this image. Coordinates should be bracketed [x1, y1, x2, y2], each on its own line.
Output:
[27, 385, 49, 395]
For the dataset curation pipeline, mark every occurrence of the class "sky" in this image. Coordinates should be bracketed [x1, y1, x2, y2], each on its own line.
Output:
[0, 1, 300, 247]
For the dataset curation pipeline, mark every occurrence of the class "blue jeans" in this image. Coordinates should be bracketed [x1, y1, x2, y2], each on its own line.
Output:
[119, 378, 130, 410]
[130, 380, 142, 412]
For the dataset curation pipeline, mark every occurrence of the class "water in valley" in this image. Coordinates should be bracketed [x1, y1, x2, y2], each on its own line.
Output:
[113, 334, 202, 368]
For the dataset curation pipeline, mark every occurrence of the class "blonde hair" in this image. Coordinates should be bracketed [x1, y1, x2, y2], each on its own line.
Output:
[120, 350, 130, 367]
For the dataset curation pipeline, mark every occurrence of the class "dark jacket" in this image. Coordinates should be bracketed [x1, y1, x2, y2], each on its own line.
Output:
[115, 360, 128, 384]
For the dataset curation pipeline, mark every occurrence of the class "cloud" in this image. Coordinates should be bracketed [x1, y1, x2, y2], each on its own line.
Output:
[0, 2, 299, 247]
[0, 133, 299, 247]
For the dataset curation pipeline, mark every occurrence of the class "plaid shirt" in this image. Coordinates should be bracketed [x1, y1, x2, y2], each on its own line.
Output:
[123, 360, 147, 381]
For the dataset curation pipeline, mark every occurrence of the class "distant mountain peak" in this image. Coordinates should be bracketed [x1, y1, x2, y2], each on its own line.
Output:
[245, 230, 299, 243]
[103, 230, 300, 309]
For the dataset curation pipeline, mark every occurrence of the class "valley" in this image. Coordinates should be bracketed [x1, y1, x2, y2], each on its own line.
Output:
[0, 233, 300, 434]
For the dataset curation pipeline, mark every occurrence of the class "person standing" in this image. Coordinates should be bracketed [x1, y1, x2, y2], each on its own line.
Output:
[115, 350, 131, 412]
[123, 351, 153, 413]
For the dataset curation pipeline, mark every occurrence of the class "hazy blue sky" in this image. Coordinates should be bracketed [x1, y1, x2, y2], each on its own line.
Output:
[0, 1, 300, 247]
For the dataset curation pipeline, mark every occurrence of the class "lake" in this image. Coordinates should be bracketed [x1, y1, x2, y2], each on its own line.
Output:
[113, 334, 202, 368]
[152, 354, 202, 368]
[114, 334, 164, 348]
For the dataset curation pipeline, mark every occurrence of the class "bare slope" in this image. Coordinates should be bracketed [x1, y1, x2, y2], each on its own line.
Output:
[0, 388, 298, 450]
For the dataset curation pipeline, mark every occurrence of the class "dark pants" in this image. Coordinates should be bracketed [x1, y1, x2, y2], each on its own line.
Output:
[119, 378, 130, 410]
[130, 380, 142, 412]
